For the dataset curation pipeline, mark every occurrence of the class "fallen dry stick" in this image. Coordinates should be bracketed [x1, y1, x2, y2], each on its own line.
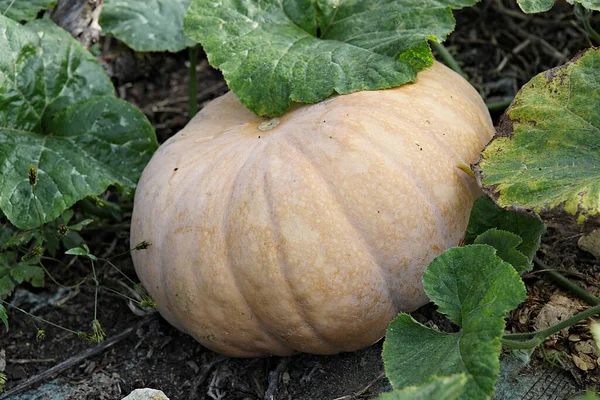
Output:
[0, 317, 154, 399]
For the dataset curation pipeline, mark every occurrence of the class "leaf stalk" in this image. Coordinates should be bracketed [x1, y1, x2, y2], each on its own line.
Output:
[533, 257, 600, 306]
[189, 45, 199, 120]
[430, 41, 466, 79]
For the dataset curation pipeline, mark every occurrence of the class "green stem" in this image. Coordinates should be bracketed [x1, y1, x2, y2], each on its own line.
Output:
[535, 303, 600, 338]
[431, 41, 466, 79]
[91, 259, 99, 321]
[533, 257, 600, 306]
[189, 45, 199, 120]
[39, 260, 86, 289]
[502, 331, 536, 340]
[574, 4, 600, 44]
[503, 303, 600, 345]
[502, 258, 600, 346]
[582, 17, 600, 44]
[1, 300, 80, 336]
[101, 258, 138, 287]
[101, 286, 143, 305]
[501, 337, 541, 349]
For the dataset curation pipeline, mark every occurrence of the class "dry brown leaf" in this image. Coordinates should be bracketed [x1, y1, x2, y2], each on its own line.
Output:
[574, 340, 597, 355]
[572, 353, 596, 371]
[533, 294, 584, 334]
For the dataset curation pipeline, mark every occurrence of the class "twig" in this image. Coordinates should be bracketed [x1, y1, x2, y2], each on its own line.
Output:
[264, 357, 291, 400]
[0, 317, 153, 399]
[189, 355, 228, 399]
[7, 359, 55, 364]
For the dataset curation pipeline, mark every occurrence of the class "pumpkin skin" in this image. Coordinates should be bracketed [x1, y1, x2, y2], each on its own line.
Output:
[130, 61, 494, 357]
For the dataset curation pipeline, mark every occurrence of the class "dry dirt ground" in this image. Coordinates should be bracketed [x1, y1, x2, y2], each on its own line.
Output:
[2, 1, 600, 399]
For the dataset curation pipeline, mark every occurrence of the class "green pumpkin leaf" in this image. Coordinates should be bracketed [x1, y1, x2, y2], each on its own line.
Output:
[0, 17, 158, 230]
[0, 0, 55, 22]
[0, 251, 44, 298]
[465, 197, 545, 262]
[474, 48, 600, 226]
[9, 264, 44, 287]
[184, 0, 479, 117]
[517, 0, 599, 13]
[101, 0, 195, 52]
[0, 252, 18, 297]
[474, 229, 532, 273]
[0, 223, 14, 246]
[377, 375, 468, 400]
[383, 245, 526, 399]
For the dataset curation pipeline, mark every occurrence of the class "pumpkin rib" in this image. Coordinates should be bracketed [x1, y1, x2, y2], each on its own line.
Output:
[349, 121, 452, 247]
[157, 179, 188, 333]
[279, 136, 398, 347]
[282, 134, 399, 310]
[261, 163, 339, 352]
[172, 136, 291, 356]
[222, 140, 296, 354]
[157, 149, 259, 355]
[285, 119, 448, 313]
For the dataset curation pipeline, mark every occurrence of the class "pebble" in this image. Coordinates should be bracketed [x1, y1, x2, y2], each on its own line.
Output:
[122, 388, 170, 400]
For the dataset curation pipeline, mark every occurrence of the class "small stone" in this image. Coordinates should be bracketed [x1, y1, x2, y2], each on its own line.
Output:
[568, 334, 581, 342]
[122, 388, 169, 400]
[282, 371, 290, 384]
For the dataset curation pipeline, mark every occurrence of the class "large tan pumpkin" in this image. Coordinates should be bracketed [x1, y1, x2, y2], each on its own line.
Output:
[131, 62, 494, 357]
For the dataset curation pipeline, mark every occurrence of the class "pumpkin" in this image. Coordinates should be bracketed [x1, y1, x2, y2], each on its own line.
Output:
[130, 61, 494, 357]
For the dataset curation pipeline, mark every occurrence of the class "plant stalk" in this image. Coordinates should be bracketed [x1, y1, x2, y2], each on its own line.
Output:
[502, 258, 600, 346]
[501, 337, 541, 349]
[431, 41, 466, 79]
[503, 303, 600, 347]
[1, 300, 80, 336]
[91, 259, 99, 321]
[533, 257, 600, 306]
[574, 4, 600, 44]
[189, 45, 199, 120]
[582, 17, 600, 44]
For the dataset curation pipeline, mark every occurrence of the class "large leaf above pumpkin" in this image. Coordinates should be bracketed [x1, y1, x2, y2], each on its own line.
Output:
[184, 0, 479, 117]
[101, 0, 195, 52]
[0, 0, 55, 22]
[0, 16, 157, 230]
[474, 48, 600, 225]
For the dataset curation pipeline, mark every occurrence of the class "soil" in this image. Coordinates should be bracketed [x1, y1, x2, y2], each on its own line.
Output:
[2, 1, 600, 399]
